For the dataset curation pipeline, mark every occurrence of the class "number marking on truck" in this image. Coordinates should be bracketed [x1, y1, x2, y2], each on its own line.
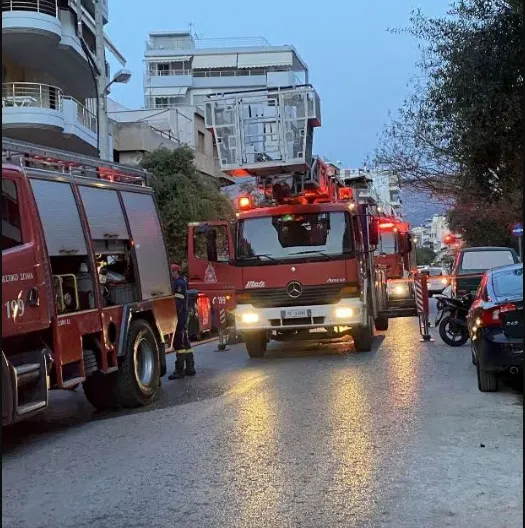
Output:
[212, 296, 227, 305]
[5, 299, 25, 319]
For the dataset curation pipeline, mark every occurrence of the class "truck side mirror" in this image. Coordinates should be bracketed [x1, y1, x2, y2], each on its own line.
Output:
[406, 234, 413, 253]
[206, 229, 218, 262]
[369, 219, 379, 247]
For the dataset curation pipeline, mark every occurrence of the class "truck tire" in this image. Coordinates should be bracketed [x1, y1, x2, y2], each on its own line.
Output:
[83, 373, 118, 410]
[352, 316, 374, 352]
[245, 331, 267, 358]
[115, 319, 161, 408]
[374, 317, 389, 331]
[477, 363, 498, 392]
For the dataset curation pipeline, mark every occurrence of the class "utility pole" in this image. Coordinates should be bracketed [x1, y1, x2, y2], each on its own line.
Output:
[95, 0, 110, 160]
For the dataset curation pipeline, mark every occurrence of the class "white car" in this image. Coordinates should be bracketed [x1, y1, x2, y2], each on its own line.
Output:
[421, 267, 449, 295]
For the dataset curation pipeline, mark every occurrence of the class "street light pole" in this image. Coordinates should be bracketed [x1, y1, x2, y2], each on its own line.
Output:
[94, 0, 110, 160]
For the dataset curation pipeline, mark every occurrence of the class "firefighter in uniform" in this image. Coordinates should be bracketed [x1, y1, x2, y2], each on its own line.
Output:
[169, 264, 196, 379]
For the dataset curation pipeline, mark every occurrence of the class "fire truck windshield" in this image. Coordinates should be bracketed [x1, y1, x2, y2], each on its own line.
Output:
[236, 212, 353, 263]
[376, 231, 397, 255]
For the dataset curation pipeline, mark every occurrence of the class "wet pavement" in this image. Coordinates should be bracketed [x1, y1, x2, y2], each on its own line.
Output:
[2, 306, 523, 528]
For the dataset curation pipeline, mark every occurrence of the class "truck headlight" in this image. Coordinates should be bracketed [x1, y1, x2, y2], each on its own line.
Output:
[335, 307, 354, 319]
[241, 312, 259, 324]
[391, 284, 408, 296]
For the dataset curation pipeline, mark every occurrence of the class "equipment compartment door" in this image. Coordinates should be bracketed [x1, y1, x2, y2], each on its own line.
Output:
[187, 222, 237, 310]
[2, 172, 51, 337]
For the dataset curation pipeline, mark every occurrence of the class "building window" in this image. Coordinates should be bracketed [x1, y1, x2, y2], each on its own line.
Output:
[2, 178, 23, 250]
[197, 131, 206, 153]
[390, 190, 401, 203]
[157, 63, 170, 75]
[153, 97, 183, 108]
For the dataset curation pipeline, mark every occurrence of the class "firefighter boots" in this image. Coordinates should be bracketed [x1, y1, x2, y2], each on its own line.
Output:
[184, 351, 196, 376]
[168, 354, 186, 380]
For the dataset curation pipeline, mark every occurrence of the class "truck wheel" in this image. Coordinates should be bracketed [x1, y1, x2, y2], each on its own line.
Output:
[116, 319, 160, 408]
[374, 317, 389, 331]
[477, 363, 498, 392]
[83, 373, 118, 410]
[245, 332, 267, 358]
[352, 316, 374, 352]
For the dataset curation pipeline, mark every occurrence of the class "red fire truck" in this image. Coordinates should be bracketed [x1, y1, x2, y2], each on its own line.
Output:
[187, 86, 394, 357]
[2, 139, 177, 426]
[374, 217, 417, 316]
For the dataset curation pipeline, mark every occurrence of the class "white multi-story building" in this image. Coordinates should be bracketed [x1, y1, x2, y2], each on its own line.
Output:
[339, 168, 402, 216]
[143, 31, 309, 109]
[2, 0, 125, 156]
[412, 215, 450, 253]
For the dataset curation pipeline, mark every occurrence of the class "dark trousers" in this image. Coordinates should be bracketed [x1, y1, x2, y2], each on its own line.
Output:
[174, 312, 191, 352]
[174, 324, 191, 352]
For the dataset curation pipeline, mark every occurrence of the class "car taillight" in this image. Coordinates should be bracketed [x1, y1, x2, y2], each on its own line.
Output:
[481, 307, 502, 327]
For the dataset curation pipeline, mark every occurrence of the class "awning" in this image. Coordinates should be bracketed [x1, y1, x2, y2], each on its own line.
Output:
[146, 87, 188, 97]
[192, 54, 238, 69]
[237, 51, 293, 69]
[144, 56, 192, 62]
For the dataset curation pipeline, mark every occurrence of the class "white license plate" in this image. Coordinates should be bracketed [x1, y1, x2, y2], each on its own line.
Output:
[284, 309, 308, 319]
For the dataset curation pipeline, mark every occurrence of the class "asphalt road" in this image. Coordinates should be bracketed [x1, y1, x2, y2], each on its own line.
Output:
[2, 304, 523, 528]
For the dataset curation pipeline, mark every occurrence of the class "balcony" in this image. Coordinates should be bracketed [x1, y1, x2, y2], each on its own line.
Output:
[2, 1, 62, 45]
[2, 2, 96, 98]
[2, 82, 97, 155]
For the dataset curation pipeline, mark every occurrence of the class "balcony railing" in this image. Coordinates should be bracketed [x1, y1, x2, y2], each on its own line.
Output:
[2, 82, 63, 111]
[148, 69, 192, 77]
[1, 0, 58, 17]
[146, 36, 271, 51]
[63, 96, 97, 133]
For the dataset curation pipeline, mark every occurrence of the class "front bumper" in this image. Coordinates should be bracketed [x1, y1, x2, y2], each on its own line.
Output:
[473, 329, 523, 371]
[235, 298, 366, 331]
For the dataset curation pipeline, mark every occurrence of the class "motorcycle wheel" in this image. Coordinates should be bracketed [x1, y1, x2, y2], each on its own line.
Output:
[439, 316, 469, 347]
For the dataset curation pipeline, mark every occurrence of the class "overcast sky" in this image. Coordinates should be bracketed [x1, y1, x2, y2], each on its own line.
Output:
[106, 0, 447, 168]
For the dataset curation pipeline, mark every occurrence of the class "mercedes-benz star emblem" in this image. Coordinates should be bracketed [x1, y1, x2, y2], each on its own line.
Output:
[286, 281, 303, 298]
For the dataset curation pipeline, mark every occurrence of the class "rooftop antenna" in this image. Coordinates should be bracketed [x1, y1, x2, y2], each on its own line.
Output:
[188, 22, 203, 40]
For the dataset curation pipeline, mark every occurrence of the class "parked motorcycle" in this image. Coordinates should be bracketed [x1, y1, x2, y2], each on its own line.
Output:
[434, 293, 474, 347]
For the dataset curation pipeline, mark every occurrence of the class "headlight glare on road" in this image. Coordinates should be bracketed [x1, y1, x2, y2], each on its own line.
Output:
[335, 307, 354, 319]
[241, 312, 259, 324]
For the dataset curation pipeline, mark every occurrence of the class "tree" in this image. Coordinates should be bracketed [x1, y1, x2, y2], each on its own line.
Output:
[140, 146, 234, 265]
[374, 0, 523, 247]
[416, 247, 436, 266]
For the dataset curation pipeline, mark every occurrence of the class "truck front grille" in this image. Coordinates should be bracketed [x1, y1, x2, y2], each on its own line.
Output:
[239, 284, 345, 308]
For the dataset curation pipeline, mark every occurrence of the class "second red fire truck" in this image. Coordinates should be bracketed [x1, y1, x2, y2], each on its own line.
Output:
[186, 85, 418, 357]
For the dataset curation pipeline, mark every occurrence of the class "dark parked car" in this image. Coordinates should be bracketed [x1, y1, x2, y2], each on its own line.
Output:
[450, 246, 519, 297]
[467, 263, 523, 392]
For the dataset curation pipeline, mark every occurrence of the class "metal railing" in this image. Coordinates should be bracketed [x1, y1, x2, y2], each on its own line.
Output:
[146, 36, 271, 51]
[148, 69, 192, 77]
[63, 96, 97, 133]
[1, 0, 58, 17]
[148, 125, 180, 143]
[2, 82, 63, 110]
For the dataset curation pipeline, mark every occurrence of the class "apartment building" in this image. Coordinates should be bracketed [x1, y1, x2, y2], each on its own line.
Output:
[339, 168, 402, 216]
[412, 215, 451, 253]
[108, 99, 233, 184]
[2, 0, 123, 156]
[143, 31, 309, 109]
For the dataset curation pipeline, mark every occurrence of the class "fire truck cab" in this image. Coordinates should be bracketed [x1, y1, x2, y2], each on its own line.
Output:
[2, 139, 177, 426]
[188, 195, 387, 356]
